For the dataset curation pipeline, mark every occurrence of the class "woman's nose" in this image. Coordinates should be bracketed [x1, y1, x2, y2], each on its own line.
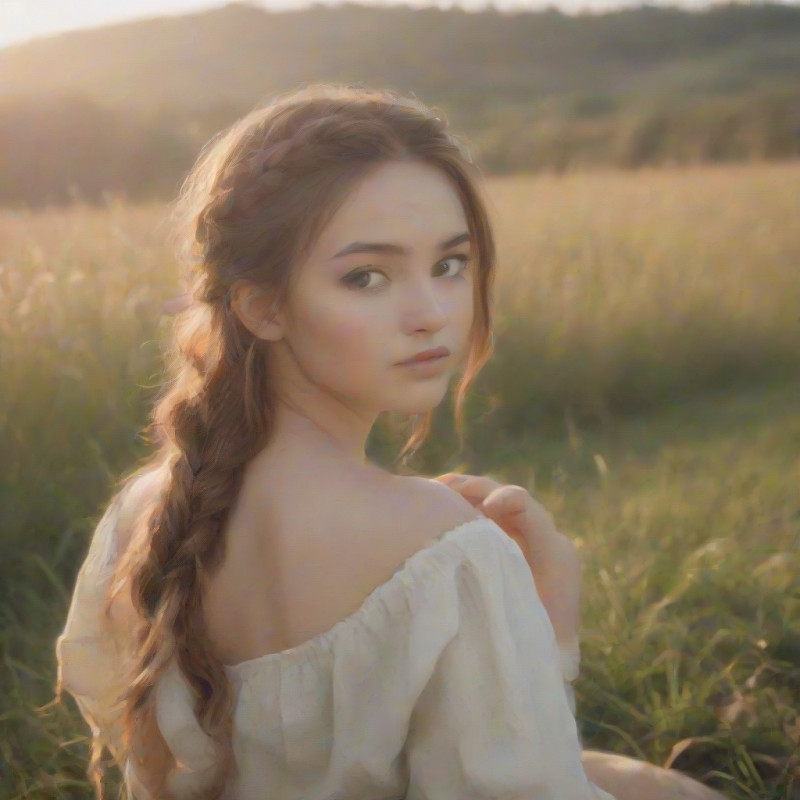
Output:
[400, 279, 449, 334]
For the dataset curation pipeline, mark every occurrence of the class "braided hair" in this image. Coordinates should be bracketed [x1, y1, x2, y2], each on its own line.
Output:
[96, 83, 496, 798]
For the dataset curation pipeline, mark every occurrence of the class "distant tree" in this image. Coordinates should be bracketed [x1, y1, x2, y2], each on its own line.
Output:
[620, 112, 670, 169]
[0, 93, 193, 207]
[1, 2, 800, 203]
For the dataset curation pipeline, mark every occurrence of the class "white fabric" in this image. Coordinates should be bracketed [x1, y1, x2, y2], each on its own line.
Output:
[57, 500, 615, 800]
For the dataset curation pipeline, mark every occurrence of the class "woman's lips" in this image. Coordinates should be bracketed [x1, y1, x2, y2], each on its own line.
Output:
[398, 346, 451, 365]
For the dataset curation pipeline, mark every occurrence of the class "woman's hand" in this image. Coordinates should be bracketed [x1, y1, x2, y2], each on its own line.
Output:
[434, 473, 581, 656]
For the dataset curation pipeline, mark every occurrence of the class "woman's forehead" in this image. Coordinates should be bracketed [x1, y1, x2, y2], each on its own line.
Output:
[311, 160, 468, 258]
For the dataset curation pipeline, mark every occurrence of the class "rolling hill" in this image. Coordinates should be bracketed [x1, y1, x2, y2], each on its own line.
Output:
[1, 1, 799, 203]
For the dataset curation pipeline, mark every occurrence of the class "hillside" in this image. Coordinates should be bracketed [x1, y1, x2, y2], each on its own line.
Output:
[1, 1, 800, 204]
[3, 2, 800, 112]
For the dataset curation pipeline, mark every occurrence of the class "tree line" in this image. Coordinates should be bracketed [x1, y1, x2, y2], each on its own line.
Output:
[1, 2, 799, 205]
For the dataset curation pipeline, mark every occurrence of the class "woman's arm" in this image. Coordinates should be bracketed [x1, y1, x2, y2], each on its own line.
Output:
[433, 473, 581, 678]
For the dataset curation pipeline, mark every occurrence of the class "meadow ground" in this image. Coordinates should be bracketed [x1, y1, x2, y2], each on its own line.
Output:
[1, 162, 798, 798]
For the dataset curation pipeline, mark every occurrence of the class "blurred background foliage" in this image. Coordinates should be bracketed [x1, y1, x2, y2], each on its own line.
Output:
[2, 3, 799, 797]
[1, 1, 800, 206]
[2, 166, 799, 797]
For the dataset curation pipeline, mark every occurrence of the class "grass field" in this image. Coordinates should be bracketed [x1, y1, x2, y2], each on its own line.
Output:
[1, 162, 798, 798]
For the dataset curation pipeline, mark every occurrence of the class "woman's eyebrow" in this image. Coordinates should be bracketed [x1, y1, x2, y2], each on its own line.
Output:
[329, 231, 470, 261]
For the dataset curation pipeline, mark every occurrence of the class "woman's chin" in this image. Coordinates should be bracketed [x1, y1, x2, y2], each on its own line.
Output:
[377, 375, 453, 416]
[388, 396, 448, 417]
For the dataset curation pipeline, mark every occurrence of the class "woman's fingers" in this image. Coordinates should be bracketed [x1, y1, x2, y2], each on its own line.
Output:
[435, 473, 501, 499]
[439, 475, 559, 549]
[434, 472, 482, 489]
[435, 475, 533, 552]
[481, 484, 530, 515]
[433, 472, 463, 484]
[435, 472, 581, 648]
[435, 473, 567, 554]
[434, 473, 499, 507]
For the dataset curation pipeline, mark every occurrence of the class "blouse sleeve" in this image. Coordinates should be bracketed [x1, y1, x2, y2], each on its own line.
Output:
[55, 494, 130, 761]
[404, 523, 615, 800]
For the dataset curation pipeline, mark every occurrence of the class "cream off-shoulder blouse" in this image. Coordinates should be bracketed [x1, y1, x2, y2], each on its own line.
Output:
[56, 495, 616, 800]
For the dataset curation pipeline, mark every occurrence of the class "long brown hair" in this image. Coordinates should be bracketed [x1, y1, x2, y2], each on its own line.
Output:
[90, 83, 496, 798]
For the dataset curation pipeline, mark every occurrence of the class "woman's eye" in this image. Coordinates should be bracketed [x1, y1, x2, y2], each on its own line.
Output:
[435, 254, 471, 277]
[342, 255, 470, 291]
[342, 269, 387, 290]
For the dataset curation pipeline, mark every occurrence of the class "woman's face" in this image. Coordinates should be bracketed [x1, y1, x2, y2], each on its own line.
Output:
[270, 158, 476, 417]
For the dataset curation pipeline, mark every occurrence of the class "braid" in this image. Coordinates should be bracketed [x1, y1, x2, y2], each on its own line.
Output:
[120, 306, 272, 796]
[94, 82, 496, 800]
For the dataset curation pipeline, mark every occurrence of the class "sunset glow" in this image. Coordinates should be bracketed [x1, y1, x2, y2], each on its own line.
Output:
[2, 0, 749, 50]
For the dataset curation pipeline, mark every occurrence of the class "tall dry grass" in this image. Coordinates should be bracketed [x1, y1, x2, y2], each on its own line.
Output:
[475, 163, 800, 438]
[1, 163, 798, 798]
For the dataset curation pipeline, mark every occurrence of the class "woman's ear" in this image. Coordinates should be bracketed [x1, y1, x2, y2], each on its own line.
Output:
[230, 279, 284, 341]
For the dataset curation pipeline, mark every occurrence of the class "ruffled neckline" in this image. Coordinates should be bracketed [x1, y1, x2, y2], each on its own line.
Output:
[223, 514, 494, 676]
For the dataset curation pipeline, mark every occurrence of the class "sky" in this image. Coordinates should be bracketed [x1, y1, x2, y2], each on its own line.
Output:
[1, 0, 760, 51]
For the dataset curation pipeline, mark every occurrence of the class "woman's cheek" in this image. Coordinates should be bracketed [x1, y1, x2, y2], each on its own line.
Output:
[300, 297, 362, 347]
[324, 317, 366, 360]
[323, 318, 380, 383]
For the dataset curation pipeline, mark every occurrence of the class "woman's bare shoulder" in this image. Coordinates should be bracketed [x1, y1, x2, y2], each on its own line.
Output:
[287, 474, 484, 651]
[241, 445, 481, 542]
[383, 474, 483, 543]
[200, 464, 486, 660]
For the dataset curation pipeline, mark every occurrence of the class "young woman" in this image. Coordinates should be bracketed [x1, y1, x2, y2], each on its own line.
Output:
[56, 83, 726, 800]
